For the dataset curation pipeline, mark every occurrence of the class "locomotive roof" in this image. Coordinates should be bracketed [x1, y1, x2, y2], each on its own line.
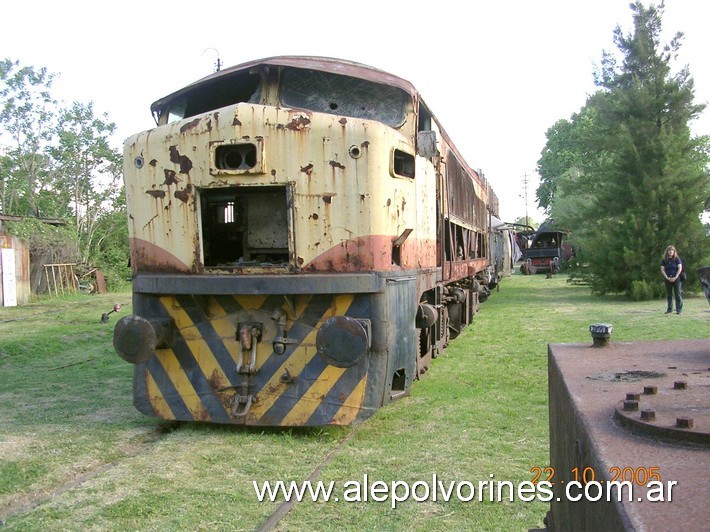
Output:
[150, 55, 418, 114]
[148, 56, 489, 194]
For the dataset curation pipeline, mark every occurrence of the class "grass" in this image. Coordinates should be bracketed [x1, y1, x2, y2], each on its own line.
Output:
[0, 275, 707, 530]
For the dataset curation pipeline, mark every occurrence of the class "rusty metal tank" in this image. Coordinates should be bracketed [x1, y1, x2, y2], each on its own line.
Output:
[546, 329, 709, 530]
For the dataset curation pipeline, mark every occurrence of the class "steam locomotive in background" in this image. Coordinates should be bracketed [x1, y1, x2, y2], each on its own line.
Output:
[113, 56, 513, 426]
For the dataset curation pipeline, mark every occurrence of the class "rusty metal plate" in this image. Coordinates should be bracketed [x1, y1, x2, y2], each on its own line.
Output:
[548, 338, 710, 531]
[614, 372, 709, 445]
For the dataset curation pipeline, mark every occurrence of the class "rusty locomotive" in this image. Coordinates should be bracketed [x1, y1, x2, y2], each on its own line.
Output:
[113, 56, 506, 426]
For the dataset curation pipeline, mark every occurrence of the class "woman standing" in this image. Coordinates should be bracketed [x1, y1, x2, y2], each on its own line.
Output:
[661, 245, 684, 314]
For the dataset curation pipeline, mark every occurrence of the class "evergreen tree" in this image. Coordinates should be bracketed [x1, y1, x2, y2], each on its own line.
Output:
[538, 2, 709, 297]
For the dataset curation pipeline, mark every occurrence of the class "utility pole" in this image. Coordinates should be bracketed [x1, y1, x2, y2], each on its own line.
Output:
[521, 172, 530, 226]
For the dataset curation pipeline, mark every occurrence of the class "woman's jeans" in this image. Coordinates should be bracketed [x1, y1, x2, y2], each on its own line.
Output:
[664, 280, 683, 313]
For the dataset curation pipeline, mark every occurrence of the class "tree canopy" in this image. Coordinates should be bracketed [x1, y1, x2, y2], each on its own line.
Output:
[0, 58, 128, 290]
[536, 2, 710, 298]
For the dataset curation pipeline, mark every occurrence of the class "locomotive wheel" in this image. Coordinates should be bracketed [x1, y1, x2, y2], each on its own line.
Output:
[415, 329, 430, 379]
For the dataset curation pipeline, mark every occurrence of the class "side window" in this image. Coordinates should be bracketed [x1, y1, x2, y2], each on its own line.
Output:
[418, 103, 432, 132]
[416, 103, 437, 159]
[393, 149, 415, 178]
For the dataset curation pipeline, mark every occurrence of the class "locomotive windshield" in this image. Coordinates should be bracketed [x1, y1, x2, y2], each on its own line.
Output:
[153, 65, 409, 128]
[154, 70, 263, 124]
[280, 68, 409, 127]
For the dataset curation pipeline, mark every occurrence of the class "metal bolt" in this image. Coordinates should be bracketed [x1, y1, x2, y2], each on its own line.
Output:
[673, 381, 688, 390]
[623, 400, 639, 411]
[626, 393, 640, 401]
[643, 386, 657, 395]
[589, 323, 613, 347]
[640, 409, 656, 421]
[676, 417, 694, 429]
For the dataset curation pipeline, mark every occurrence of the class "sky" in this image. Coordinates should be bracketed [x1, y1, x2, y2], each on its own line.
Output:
[2, 0, 709, 223]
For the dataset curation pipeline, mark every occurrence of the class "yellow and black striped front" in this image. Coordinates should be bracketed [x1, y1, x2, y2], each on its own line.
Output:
[132, 292, 375, 426]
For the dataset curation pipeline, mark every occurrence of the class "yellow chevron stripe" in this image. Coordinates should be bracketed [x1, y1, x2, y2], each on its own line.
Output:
[206, 298, 242, 369]
[332, 294, 355, 318]
[289, 294, 313, 320]
[279, 365, 348, 426]
[248, 330, 318, 419]
[233, 294, 268, 309]
[331, 375, 368, 425]
[151, 294, 363, 424]
[158, 296, 231, 418]
[248, 294, 355, 421]
[156, 348, 205, 418]
[146, 369, 174, 419]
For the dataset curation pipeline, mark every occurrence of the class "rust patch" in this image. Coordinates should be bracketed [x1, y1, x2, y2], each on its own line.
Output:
[169, 145, 193, 174]
[196, 407, 211, 422]
[233, 116, 242, 126]
[311, 213, 319, 220]
[322, 194, 334, 204]
[300, 164, 314, 176]
[285, 115, 311, 130]
[386, 198, 391, 207]
[239, 325, 253, 350]
[193, 231, 203, 274]
[163, 169, 180, 185]
[271, 169, 277, 177]
[329, 160, 345, 170]
[129, 237, 190, 272]
[209, 369, 228, 392]
[298, 257, 304, 265]
[174, 184, 193, 203]
[303, 234, 428, 272]
[339, 118, 347, 125]
[179, 118, 201, 133]
[146, 190, 166, 199]
[344, 249, 363, 269]
[149, 159, 157, 167]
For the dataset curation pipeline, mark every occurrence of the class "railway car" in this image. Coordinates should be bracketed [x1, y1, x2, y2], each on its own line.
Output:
[519, 220, 573, 275]
[113, 56, 502, 426]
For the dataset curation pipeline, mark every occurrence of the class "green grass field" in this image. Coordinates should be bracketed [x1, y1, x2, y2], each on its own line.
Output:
[1, 274, 707, 530]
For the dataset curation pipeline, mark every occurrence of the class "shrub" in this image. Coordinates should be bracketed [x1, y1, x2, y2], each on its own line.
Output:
[629, 280, 656, 301]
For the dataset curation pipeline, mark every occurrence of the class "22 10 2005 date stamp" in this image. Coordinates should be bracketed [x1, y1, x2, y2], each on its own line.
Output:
[530, 466, 677, 502]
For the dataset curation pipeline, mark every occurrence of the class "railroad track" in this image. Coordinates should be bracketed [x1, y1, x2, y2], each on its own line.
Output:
[0, 422, 179, 525]
[257, 429, 358, 531]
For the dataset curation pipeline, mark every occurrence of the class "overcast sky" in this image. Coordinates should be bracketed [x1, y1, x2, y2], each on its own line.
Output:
[2, 0, 708, 222]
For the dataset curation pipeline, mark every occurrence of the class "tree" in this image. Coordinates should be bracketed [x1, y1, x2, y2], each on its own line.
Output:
[89, 189, 131, 289]
[537, 2, 710, 297]
[1, 58, 128, 291]
[49, 101, 122, 264]
[0, 59, 58, 216]
[512, 216, 539, 229]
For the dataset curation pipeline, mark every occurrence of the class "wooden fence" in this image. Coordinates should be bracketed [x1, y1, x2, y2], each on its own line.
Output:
[43, 263, 79, 296]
